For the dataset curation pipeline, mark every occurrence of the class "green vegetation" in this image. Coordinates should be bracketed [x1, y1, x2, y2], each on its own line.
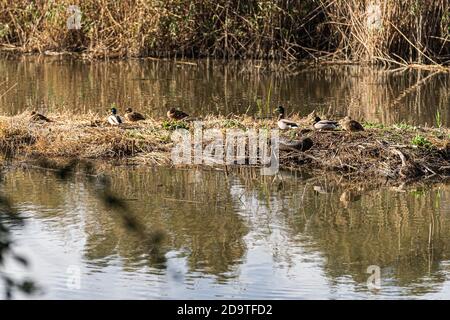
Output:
[161, 120, 189, 131]
[362, 121, 385, 129]
[394, 122, 416, 131]
[0, 1, 449, 65]
[411, 134, 432, 148]
[221, 119, 246, 129]
[435, 110, 442, 129]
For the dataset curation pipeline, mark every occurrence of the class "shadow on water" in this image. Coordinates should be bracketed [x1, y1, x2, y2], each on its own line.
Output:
[1, 165, 450, 298]
[0, 55, 449, 126]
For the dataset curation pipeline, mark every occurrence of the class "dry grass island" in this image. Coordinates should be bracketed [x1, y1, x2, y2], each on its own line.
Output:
[0, 110, 448, 183]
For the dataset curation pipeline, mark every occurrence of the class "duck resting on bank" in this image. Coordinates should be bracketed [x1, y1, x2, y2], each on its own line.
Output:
[107, 107, 123, 125]
[275, 106, 299, 130]
[313, 116, 339, 130]
[167, 107, 189, 121]
[279, 137, 313, 152]
[124, 107, 145, 122]
[30, 111, 52, 122]
[339, 116, 364, 132]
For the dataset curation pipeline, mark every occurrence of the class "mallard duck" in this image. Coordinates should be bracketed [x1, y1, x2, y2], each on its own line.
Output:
[339, 116, 364, 132]
[30, 111, 52, 122]
[279, 137, 313, 152]
[275, 106, 299, 130]
[313, 116, 338, 130]
[124, 107, 145, 122]
[107, 107, 123, 125]
[167, 107, 189, 120]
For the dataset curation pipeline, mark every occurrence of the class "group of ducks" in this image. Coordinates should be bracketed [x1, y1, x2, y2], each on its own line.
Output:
[29, 107, 189, 124]
[30, 105, 364, 133]
[107, 107, 189, 125]
[275, 106, 364, 132]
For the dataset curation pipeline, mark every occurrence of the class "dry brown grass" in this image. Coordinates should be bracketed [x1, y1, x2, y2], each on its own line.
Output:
[0, 110, 448, 183]
[322, 0, 450, 67]
[0, 111, 171, 164]
[0, 1, 448, 65]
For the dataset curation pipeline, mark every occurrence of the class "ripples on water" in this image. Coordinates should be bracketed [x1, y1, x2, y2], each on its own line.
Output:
[1, 167, 450, 299]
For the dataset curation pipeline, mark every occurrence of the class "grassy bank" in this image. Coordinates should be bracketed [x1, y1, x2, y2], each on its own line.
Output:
[0, 1, 449, 65]
[0, 111, 448, 183]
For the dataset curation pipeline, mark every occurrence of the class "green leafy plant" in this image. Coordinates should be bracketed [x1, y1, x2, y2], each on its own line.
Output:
[394, 122, 416, 131]
[411, 134, 432, 148]
[362, 121, 385, 129]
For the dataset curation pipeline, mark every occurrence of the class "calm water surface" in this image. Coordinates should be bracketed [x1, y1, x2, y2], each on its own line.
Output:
[1, 56, 449, 299]
[1, 167, 450, 299]
[0, 55, 449, 126]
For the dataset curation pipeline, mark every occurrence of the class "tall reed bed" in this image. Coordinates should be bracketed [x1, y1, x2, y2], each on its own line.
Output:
[0, 1, 449, 64]
[323, 0, 450, 65]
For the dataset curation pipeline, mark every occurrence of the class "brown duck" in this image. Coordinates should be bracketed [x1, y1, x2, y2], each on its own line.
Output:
[339, 116, 364, 132]
[30, 111, 52, 122]
[124, 107, 145, 122]
[167, 107, 189, 120]
[279, 137, 313, 152]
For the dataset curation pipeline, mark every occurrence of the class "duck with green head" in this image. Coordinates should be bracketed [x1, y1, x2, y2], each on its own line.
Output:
[275, 106, 299, 130]
[107, 107, 123, 125]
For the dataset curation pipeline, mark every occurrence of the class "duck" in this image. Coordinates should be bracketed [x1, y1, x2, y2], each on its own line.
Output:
[124, 107, 145, 122]
[279, 137, 313, 152]
[30, 111, 52, 122]
[339, 116, 364, 132]
[313, 116, 338, 130]
[107, 107, 123, 125]
[274, 106, 299, 130]
[167, 107, 189, 121]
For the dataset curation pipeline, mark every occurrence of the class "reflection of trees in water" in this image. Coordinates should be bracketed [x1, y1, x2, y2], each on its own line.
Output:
[290, 182, 449, 295]
[5, 166, 450, 295]
[230, 170, 450, 295]
[5, 168, 247, 278]
[107, 168, 248, 277]
[1, 57, 448, 126]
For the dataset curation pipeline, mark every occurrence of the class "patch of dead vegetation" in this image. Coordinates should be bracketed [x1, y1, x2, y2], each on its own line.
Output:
[0, 111, 448, 183]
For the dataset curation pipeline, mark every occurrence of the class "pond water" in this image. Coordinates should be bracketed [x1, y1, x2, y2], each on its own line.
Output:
[0, 56, 449, 299]
[1, 167, 450, 299]
[0, 55, 449, 126]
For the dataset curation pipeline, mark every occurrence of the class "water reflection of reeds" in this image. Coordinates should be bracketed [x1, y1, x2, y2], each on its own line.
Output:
[234, 170, 450, 295]
[0, 57, 448, 126]
[3, 166, 450, 296]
